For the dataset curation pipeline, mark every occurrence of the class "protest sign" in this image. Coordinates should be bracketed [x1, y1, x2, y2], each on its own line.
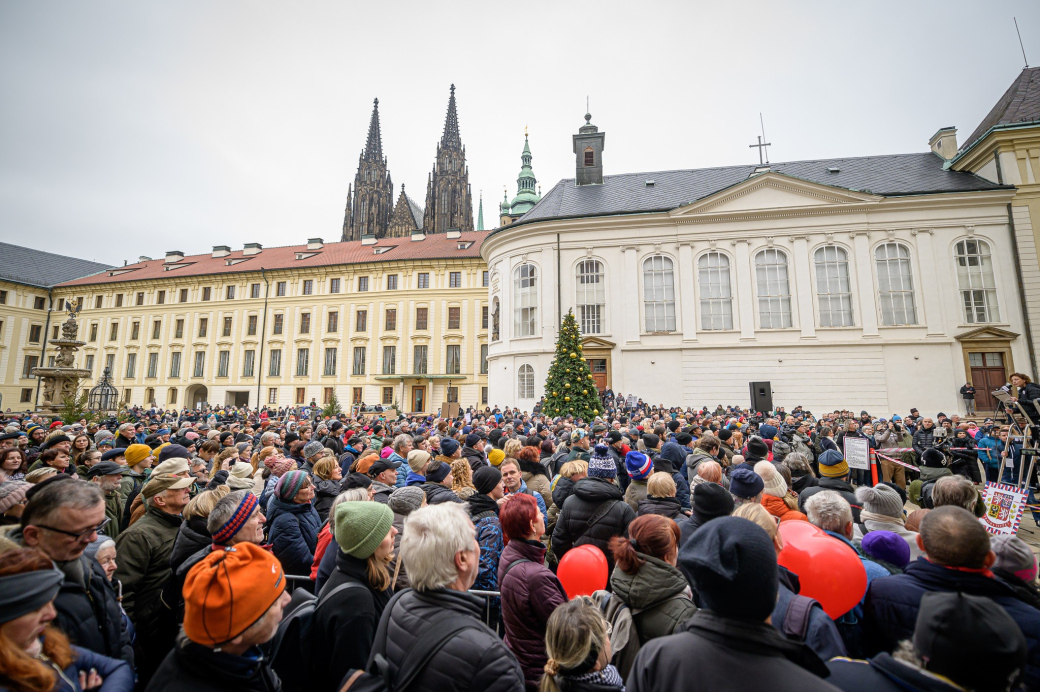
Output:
[843, 436, 871, 471]
[980, 482, 1028, 535]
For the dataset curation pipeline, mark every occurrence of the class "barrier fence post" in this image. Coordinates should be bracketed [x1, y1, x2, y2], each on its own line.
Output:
[870, 450, 879, 485]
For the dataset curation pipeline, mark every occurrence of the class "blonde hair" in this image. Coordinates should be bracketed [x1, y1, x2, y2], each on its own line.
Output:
[733, 503, 778, 540]
[696, 460, 722, 483]
[647, 472, 677, 498]
[182, 485, 231, 521]
[450, 458, 475, 495]
[313, 457, 337, 481]
[559, 460, 588, 479]
[503, 439, 522, 460]
[541, 597, 610, 692]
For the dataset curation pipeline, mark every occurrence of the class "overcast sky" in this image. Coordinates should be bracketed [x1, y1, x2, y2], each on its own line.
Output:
[1, 1, 1039, 265]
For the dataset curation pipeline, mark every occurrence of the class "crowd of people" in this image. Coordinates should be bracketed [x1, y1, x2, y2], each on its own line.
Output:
[0, 382, 1039, 692]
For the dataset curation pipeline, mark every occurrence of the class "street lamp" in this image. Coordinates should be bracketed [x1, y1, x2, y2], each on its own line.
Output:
[88, 367, 118, 413]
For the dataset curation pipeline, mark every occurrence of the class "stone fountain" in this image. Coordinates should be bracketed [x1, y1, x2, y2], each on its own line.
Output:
[31, 304, 92, 415]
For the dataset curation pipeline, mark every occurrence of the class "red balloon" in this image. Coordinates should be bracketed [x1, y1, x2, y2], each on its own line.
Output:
[557, 544, 609, 598]
[777, 521, 867, 619]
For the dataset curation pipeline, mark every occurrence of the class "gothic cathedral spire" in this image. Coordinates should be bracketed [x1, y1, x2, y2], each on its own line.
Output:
[423, 85, 473, 233]
[342, 98, 394, 241]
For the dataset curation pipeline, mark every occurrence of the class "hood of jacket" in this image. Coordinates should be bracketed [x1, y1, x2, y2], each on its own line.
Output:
[552, 476, 577, 508]
[265, 496, 313, 524]
[572, 477, 623, 503]
[610, 554, 690, 610]
[314, 478, 340, 498]
[657, 443, 687, 471]
[170, 518, 212, 570]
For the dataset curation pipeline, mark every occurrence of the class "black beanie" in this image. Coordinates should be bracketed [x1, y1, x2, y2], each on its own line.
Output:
[717, 428, 733, 442]
[692, 482, 735, 521]
[674, 433, 693, 446]
[473, 466, 502, 495]
[747, 437, 769, 459]
[680, 516, 778, 622]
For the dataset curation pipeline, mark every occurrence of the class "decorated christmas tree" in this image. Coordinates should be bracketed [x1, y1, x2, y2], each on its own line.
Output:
[542, 310, 601, 419]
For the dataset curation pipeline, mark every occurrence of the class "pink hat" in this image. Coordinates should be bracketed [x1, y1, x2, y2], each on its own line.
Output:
[380, 446, 394, 459]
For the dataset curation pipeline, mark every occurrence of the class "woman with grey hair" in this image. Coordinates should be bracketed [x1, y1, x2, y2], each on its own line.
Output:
[387, 486, 426, 591]
[783, 452, 818, 493]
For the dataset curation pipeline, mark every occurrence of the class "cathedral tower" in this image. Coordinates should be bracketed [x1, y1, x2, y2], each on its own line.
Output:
[342, 98, 394, 241]
[423, 85, 474, 233]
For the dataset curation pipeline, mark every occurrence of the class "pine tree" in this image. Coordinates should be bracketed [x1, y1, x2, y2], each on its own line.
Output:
[542, 310, 601, 420]
[323, 392, 343, 418]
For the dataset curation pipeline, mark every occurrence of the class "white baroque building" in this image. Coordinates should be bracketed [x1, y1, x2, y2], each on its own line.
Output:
[482, 110, 1040, 416]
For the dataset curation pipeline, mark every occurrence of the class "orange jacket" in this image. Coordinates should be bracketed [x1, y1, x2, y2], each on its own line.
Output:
[761, 494, 809, 522]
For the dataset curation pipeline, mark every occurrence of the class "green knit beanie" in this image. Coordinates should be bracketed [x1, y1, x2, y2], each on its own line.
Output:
[334, 501, 394, 559]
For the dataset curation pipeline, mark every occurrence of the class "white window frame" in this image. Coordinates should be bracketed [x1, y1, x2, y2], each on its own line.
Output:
[697, 251, 733, 331]
[513, 263, 538, 337]
[576, 259, 605, 335]
[754, 248, 793, 329]
[813, 245, 854, 327]
[642, 255, 676, 333]
[518, 364, 535, 399]
[875, 242, 918, 326]
[955, 238, 1000, 324]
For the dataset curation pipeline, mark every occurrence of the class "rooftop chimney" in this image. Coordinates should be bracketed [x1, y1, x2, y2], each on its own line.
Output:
[446, 228, 462, 240]
[212, 245, 231, 258]
[307, 238, 323, 250]
[138, 255, 152, 263]
[573, 112, 606, 185]
[361, 234, 377, 246]
[164, 250, 184, 263]
[929, 127, 958, 161]
[243, 242, 262, 256]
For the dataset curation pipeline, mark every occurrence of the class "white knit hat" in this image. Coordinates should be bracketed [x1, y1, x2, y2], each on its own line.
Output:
[753, 461, 787, 498]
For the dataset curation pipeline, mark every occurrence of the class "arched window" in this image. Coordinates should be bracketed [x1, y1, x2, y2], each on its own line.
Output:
[576, 260, 605, 334]
[584, 147, 594, 167]
[513, 264, 537, 337]
[814, 245, 854, 327]
[755, 249, 792, 328]
[518, 364, 535, 399]
[875, 243, 918, 325]
[642, 256, 676, 332]
[698, 252, 733, 330]
[955, 239, 999, 323]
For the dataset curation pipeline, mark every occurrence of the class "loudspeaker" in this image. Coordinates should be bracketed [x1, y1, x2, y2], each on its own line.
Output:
[749, 382, 773, 413]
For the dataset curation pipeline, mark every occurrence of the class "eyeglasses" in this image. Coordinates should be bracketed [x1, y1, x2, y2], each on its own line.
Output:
[34, 517, 111, 541]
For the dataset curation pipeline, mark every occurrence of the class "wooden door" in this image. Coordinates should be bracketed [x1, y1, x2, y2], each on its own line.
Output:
[969, 352, 1007, 412]
[412, 386, 425, 413]
[587, 358, 608, 393]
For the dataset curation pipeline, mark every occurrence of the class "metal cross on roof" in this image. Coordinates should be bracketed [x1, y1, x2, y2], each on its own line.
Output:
[750, 135, 772, 165]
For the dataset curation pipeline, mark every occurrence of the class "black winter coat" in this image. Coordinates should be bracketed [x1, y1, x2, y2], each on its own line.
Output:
[551, 476, 578, 510]
[552, 477, 635, 569]
[422, 481, 463, 504]
[164, 517, 212, 618]
[371, 588, 525, 692]
[636, 495, 685, 520]
[627, 610, 837, 692]
[146, 635, 281, 692]
[266, 498, 320, 576]
[827, 653, 958, 692]
[53, 555, 133, 665]
[313, 478, 340, 522]
[462, 446, 487, 471]
[911, 427, 937, 457]
[798, 477, 862, 523]
[313, 551, 393, 691]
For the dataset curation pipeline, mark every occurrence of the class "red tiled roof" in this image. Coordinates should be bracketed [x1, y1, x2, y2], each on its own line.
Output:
[57, 231, 491, 287]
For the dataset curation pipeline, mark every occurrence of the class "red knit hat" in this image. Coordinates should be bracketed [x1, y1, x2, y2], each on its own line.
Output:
[183, 542, 284, 647]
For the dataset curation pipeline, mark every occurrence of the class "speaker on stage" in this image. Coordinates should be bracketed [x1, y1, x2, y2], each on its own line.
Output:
[750, 381, 773, 413]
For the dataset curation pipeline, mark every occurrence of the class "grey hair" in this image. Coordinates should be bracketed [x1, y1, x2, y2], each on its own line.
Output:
[392, 434, 412, 453]
[401, 503, 475, 592]
[931, 476, 978, 513]
[730, 493, 762, 507]
[206, 489, 255, 535]
[783, 452, 814, 477]
[332, 487, 370, 511]
[22, 479, 104, 528]
[260, 431, 279, 445]
[804, 490, 853, 533]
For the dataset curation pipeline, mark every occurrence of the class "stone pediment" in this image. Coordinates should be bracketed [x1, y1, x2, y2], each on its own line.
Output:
[581, 336, 615, 349]
[670, 173, 882, 217]
[955, 326, 1020, 341]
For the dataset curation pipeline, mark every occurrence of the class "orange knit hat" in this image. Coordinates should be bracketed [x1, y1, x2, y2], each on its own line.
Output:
[182, 542, 285, 647]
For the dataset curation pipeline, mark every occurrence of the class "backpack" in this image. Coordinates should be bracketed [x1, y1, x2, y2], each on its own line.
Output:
[781, 594, 822, 642]
[341, 590, 483, 692]
[593, 590, 641, 680]
[269, 580, 367, 692]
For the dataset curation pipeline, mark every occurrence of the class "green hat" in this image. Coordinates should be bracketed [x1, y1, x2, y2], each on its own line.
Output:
[334, 501, 394, 559]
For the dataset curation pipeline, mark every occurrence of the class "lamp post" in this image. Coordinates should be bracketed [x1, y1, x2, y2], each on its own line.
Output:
[88, 367, 118, 414]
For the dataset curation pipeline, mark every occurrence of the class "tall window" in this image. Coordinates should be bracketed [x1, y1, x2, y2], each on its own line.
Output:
[157, 290, 165, 304]
[416, 307, 428, 330]
[116, 293, 124, 307]
[755, 249, 793, 329]
[383, 346, 396, 374]
[85, 354, 95, 374]
[449, 272, 462, 288]
[514, 264, 537, 337]
[518, 364, 535, 398]
[109, 323, 118, 341]
[170, 352, 181, 378]
[329, 278, 340, 294]
[175, 319, 184, 338]
[327, 311, 339, 332]
[136, 292, 144, 306]
[480, 344, 488, 374]
[152, 320, 161, 339]
[642, 255, 676, 332]
[201, 287, 211, 301]
[296, 348, 310, 376]
[387, 274, 398, 290]
[29, 324, 42, 343]
[352, 347, 366, 375]
[243, 349, 255, 377]
[89, 323, 98, 342]
[193, 352, 205, 377]
[22, 355, 39, 379]
[875, 243, 918, 326]
[247, 315, 257, 335]
[483, 271, 489, 287]
[698, 252, 733, 330]
[130, 322, 140, 340]
[198, 318, 208, 338]
[448, 307, 461, 329]
[446, 345, 461, 374]
[217, 351, 230, 377]
[955, 239, 999, 323]
[414, 345, 428, 374]
[300, 313, 310, 334]
[814, 246, 854, 327]
[356, 310, 367, 331]
[417, 273, 430, 289]
[268, 388, 278, 405]
[226, 286, 235, 300]
[273, 314, 283, 335]
[125, 353, 136, 379]
[482, 305, 489, 329]
[385, 309, 397, 330]
[358, 277, 369, 292]
[323, 348, 337, 376]
[576, 260, 605, 334]
[269, 349, 281, 376]
[250, 283, 261, 299]
[302, 280, 313, 295]
[276, 282, 286, 297]
[147, 352, 158, 378]
[222, 316, 233, 337]
[179, 288, 188, 302]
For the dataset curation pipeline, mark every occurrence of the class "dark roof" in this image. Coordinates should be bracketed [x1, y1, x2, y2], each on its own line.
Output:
[961, 67, 1040, 155]
[57, 231, 490, 288]
[0, 242, 113, 289]
[506, 152, 1008, 229]
[406, 194, 424, 228]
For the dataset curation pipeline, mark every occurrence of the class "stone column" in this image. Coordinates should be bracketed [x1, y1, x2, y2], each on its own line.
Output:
[913, 229, 944, 336]
[791, 236, 816, 339]
[622, 246, 640, 344]
[678, 242, 698, 342]
[733, 240, 756, 340]
[852, 233, 879, 337]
